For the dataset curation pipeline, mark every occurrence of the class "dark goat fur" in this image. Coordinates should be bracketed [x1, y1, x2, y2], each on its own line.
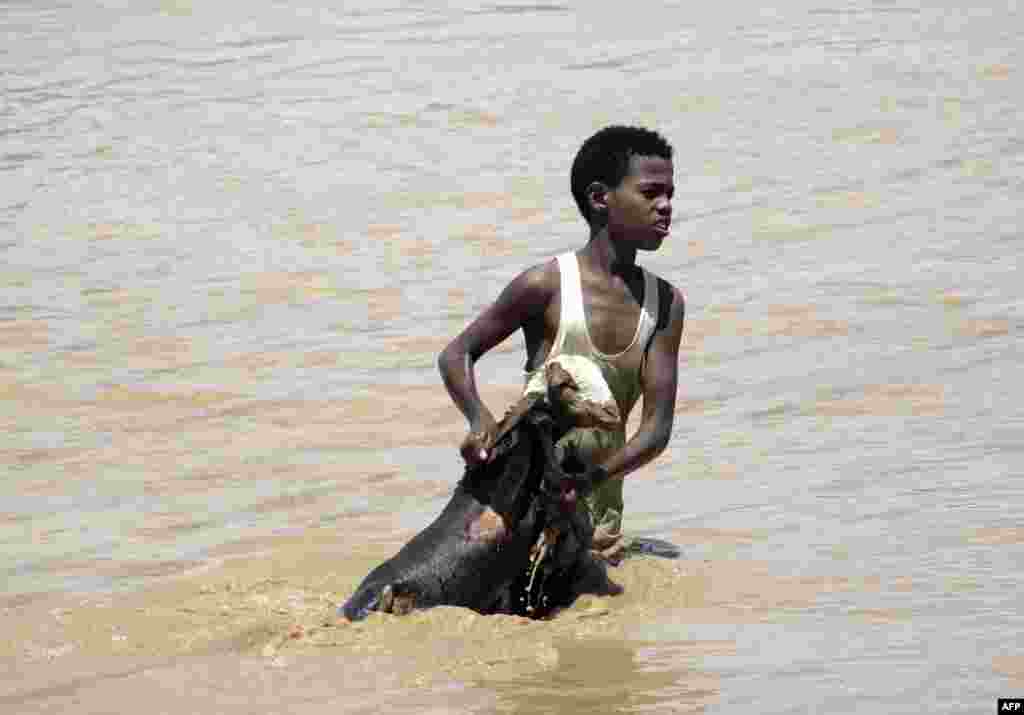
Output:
[340, 395, 618, 621]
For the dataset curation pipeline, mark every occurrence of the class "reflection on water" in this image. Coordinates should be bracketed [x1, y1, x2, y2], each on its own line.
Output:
[2, 0, 1023, 712]
[488, 638, 718, 714]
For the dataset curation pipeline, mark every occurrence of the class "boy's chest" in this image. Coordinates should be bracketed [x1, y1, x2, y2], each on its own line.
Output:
[544, 273, 647, 361]
[583, 293, 644, 356]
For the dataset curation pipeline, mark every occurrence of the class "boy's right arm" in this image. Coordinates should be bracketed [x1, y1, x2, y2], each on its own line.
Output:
[437, 262, 555, 466]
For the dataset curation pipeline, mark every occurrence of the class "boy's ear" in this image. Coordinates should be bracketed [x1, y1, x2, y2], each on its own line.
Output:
[586, 181, 609, 218]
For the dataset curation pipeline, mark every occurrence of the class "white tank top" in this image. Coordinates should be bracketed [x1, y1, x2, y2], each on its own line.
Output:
[523, 252, 660, 426]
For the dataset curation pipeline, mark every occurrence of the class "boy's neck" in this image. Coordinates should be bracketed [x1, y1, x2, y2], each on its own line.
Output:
[581, 227, 638, 278]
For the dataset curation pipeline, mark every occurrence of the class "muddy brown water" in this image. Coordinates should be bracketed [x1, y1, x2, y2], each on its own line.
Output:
[2, 1, 1022, 712]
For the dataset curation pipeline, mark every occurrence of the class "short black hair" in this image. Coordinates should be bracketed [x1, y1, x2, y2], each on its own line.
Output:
[570, 125, 673, 223]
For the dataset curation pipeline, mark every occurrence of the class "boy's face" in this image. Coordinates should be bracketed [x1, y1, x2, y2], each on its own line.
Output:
[605, 155, 674, 250]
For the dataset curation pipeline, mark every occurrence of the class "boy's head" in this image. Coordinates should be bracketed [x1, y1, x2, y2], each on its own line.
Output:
[570, 125, 674, 225]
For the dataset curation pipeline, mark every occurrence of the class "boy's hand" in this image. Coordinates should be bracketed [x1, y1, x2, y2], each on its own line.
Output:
[460, 415, 498, 467]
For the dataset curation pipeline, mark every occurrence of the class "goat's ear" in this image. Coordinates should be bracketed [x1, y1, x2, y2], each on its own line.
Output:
[494, 393, 545, 445]
[544, 361, 577, 389]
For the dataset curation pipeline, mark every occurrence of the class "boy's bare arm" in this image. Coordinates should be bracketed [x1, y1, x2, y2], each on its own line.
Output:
[600, 284, 686, 481]
[438, 263, 555, 464]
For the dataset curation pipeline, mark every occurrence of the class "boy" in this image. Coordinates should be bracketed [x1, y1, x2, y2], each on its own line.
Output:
[437, 125, 686, 562]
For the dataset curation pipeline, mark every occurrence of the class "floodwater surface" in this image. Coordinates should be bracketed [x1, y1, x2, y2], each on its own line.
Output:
[2, 1, 1022, 713]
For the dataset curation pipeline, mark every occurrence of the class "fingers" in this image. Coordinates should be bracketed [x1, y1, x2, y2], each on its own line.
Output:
[465, 447, 489, 465]
[460, 443, 485, 466]
[460, 430, 494, 467]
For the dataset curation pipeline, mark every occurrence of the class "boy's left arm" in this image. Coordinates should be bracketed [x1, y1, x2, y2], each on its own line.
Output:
[599, 284, 686, 481]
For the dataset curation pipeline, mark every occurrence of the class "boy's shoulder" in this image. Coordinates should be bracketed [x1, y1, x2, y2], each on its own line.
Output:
[512, 256, 560, 292]
[490, 257, 560, 317]
[639, 265, 685, 331]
